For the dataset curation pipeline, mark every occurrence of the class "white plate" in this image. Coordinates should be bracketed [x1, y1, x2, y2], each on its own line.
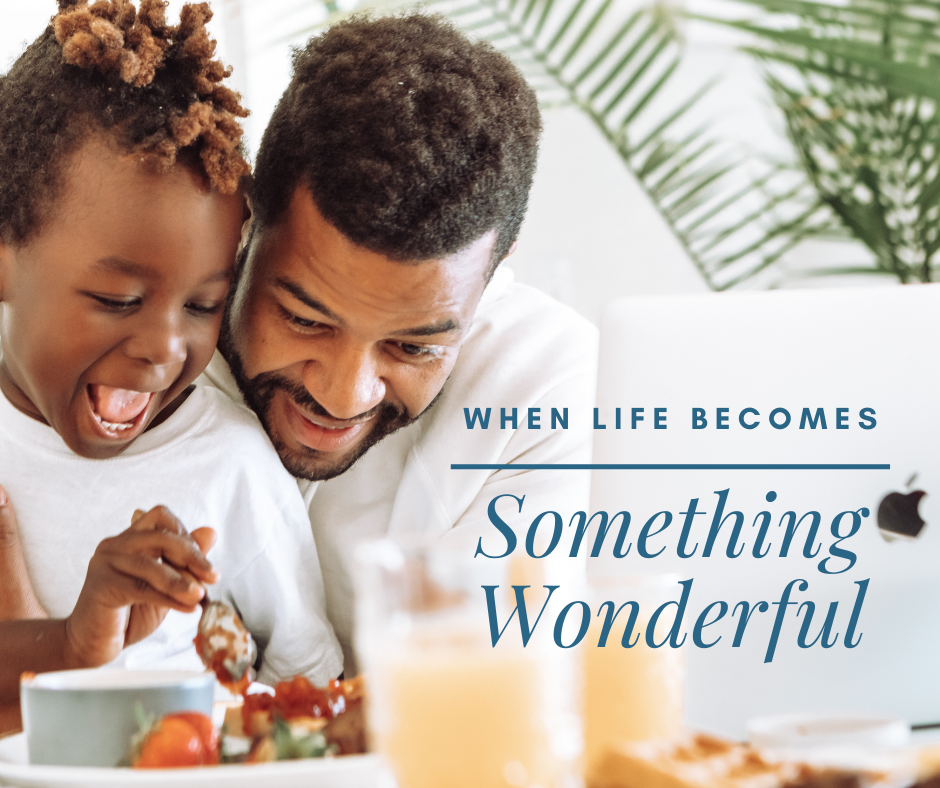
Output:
[747, 713, 911, 750]
[0, 733, 384, 788]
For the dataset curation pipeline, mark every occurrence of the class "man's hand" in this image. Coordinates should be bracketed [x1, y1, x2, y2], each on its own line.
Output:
[0, 485, 47, 621]
[64, 505, 219, 669]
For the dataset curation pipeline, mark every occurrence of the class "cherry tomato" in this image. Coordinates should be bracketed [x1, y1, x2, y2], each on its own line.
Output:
[133, 712, 219, 768]
[171, 712, 219, 761]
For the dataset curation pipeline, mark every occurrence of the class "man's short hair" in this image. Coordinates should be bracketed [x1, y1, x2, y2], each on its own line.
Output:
[250, 13, 541, 270]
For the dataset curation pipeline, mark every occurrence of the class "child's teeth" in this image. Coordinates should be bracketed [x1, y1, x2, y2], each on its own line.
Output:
[93, 413, 133, 432]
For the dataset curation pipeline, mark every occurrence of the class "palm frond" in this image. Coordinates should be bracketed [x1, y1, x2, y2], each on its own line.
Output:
[415, 0, 824, 289]
[697, 0, 940, 283]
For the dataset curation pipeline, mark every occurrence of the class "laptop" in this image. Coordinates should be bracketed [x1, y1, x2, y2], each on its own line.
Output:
[590, 284, 940, 738]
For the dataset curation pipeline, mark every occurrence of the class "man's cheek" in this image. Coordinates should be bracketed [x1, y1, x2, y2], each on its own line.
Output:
[239, 313, 278, 376]
[257, 337, 306, 382]
[409, 368, 452, 416]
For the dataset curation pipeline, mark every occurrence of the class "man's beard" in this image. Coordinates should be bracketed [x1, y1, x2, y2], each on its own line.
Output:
[220, 323, 440, 481]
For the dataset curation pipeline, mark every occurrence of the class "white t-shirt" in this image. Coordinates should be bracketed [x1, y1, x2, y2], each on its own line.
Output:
[201, 268, 599, 674]
[0, 384, 342, 685]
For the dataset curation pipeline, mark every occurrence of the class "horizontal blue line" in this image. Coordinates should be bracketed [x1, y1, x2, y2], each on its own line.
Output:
[450, 464, 891, 470]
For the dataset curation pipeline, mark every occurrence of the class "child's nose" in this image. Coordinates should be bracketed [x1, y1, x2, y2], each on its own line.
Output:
[123, 311, 187, 368]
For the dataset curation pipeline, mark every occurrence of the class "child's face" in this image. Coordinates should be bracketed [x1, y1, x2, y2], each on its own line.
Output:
[0, 136, 245, 459]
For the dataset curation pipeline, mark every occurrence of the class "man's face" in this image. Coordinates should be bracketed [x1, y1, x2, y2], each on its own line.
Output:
[223, 186, 495, 480]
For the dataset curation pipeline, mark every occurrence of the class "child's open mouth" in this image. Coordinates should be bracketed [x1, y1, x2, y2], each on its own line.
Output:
[87, 384, 155, 438]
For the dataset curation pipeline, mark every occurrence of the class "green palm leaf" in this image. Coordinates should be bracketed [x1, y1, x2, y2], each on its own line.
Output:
[407, 0, 827, 289]
[697, 0, 940, 282]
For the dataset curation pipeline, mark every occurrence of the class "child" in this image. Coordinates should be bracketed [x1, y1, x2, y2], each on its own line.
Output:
[0, 0, 342, 727]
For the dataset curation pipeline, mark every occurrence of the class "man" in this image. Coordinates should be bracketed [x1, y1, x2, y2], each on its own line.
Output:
[204, 13, 598, 671]
[0, 12, 597, 675]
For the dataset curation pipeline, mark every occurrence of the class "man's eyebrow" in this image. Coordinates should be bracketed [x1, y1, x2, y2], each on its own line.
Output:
[274, 277, 341, 321]
[274, 276, 459, 336]
[391, 319, 460, 337]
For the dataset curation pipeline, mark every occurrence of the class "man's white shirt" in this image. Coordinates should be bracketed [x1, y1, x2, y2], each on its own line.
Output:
[201, 267, 598, 673]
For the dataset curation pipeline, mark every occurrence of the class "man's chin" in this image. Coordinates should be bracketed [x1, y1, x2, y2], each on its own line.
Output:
[268, 400, 415, 481]
[271, 439, 368, 482]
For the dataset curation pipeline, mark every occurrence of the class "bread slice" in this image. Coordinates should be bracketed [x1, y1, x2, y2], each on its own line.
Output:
[588, 734, 864, 788]
[911, 744, 940, 788]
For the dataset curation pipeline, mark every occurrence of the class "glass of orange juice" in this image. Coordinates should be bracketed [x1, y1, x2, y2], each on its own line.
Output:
[582, 574, 685, 772]
[353, 540, 581, 788]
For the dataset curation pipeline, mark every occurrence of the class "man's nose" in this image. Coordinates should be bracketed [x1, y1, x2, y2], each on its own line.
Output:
[303, 347, 386, 420]
[123, 310, 187, 368]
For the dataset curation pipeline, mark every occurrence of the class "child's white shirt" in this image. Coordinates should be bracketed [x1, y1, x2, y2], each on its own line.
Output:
[0, 384, 343, 685]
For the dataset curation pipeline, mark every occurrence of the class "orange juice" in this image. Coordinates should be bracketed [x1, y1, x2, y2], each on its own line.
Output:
[582, 618, 683, 769]
[371, 638, 556, 788]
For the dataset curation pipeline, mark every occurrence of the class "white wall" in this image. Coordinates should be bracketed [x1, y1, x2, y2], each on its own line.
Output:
[0, 3, 57, 70]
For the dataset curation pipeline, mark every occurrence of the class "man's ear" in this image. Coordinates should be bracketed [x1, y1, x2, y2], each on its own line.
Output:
[0, 239, 11, 303]
[239, 196, 254, 254]
[505, 241, 518, 260]
[233, 199, 257, 284]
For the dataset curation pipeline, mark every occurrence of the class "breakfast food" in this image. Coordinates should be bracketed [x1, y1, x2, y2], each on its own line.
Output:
[131, 712, 220, 768]
[240, 675, 367, 759]
[588, 734, 875, 788]
[129, 675, 367, 768]
[193, 599, 257, 695]
[911, 745, 940, 788]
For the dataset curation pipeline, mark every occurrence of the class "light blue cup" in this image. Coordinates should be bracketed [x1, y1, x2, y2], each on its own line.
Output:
[21, 668, 215, 767]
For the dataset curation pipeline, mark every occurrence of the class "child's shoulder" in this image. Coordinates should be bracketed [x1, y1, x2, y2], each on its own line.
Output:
[148, 385, 284, 476]
[185, 385, 280, 456]
[193, 384, 266, 432]
[159, 386, 305, 529]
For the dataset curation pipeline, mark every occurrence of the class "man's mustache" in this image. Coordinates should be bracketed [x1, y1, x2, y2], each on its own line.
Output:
[249, 371, 402, 423]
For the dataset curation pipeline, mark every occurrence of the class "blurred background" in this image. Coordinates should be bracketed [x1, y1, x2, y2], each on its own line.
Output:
[3, 0, 936, 323]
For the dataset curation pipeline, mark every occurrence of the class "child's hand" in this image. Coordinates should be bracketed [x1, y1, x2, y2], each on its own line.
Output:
[64, 506, 219, 669]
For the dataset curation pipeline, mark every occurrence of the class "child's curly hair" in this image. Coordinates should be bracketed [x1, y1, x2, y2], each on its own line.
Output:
[0, 0, 250, 245]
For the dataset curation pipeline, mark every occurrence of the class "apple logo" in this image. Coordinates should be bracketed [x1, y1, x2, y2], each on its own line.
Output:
[877, 480, 927, 540]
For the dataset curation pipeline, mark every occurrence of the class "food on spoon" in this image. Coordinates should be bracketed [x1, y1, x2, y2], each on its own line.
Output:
[129, 509, 255, 692]
[193, 599, 257, 694]
[138, 501, 255, 694]
[131, 711, 220, 768]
